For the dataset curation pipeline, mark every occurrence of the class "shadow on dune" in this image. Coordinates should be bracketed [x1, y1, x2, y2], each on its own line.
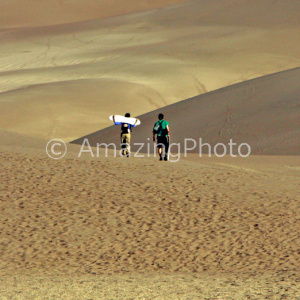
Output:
[71, 68, 300, 155]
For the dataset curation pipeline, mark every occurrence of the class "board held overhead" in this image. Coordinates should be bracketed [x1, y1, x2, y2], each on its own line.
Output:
[109, 115, 141, 126]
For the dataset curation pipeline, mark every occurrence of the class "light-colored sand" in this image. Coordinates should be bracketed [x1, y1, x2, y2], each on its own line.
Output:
[0, 0, 299, 140]
[1, 272, 299, 299]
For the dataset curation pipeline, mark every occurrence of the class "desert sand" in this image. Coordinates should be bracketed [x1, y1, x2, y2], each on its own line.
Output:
[0, 0, 299, 299]
[72, 68, 300, 155]
[0, 0, 299, 141]
[1, 138, 299, 298]
[0, 0, 188, 29]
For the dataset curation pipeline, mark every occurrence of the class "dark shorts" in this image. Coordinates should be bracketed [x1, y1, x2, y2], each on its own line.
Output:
[157, 136, 169, 150]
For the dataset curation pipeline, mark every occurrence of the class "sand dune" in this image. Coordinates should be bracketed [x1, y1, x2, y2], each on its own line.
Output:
[1, 1, 299, 298]
[0, 0, 299, 140]
[1, 139, 299, 297]
[0, 0, 187, 28]
[72, 68, 300, 155]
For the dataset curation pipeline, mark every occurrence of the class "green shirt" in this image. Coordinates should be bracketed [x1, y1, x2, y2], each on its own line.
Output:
[154, 120, 169, 136]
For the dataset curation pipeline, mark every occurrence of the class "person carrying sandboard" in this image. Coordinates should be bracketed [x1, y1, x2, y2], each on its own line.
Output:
[113, 113, 139, 157]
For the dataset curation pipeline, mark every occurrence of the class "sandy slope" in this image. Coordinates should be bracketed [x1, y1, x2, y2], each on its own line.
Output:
[0, 0, 188, 28]
[0, 0, 299, 140]
[72, 68, 300, 155]
[0, 1, 299, 298]
[0, 137, 299, 298]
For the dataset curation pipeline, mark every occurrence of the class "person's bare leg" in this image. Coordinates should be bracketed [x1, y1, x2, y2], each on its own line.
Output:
[158, 148, 163, 160]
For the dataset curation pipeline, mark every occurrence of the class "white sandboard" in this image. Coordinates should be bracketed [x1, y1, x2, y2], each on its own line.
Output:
[109, 115, 141, 126]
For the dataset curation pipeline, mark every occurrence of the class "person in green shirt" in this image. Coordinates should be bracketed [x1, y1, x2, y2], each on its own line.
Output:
[152, 113, 170, 161]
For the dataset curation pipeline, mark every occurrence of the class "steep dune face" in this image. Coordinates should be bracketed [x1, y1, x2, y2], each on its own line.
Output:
[0, 0, 299, 140]
[72, 68, 300, 156]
